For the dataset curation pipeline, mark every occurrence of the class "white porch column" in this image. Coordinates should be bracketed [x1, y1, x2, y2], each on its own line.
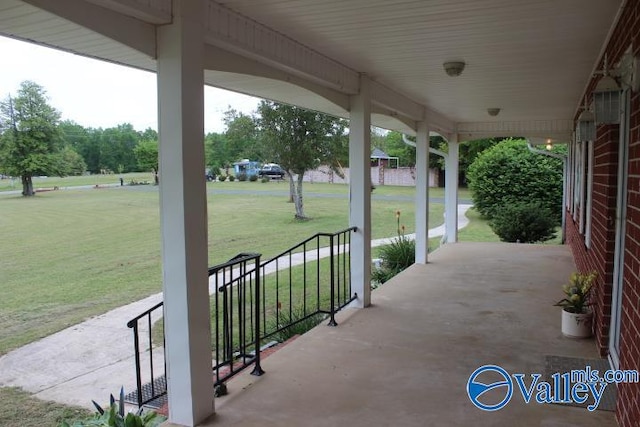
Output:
[414, 122, 430, 264]
[349, 75, 372, 307]
[157, 1, 214, 425]
[445, 137, 459, 243]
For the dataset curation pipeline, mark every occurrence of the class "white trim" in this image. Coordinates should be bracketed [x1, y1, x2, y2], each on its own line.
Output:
[585, 140, 594, 248]
[609, 89, 631, 370]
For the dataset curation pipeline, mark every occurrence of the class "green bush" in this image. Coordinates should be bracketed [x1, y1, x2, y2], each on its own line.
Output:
[60, 388, 165, 427]
[467, 138, 563, 224]
[260, 177, 270, 183]
[218, 175, 227, 182]
[489, 201, 557, 243]
[371, 211, 415, 284]
[228, 175, 236, 182]
[237, 172, 248, 182]
[249, 174, 258, 182]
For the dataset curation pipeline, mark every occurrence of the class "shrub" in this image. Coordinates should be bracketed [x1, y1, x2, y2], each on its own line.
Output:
[489, 201, 557, 243]
[218, 175, 227, 182]
[237, 172, 248, 182]
[371, 210, 415, 284]
[467, 138, 563, 224]
[249, 174, 258, 182]
[261, 177, 270, 183]
[228, 175, 236, 182]
[61, 388, 165, 427]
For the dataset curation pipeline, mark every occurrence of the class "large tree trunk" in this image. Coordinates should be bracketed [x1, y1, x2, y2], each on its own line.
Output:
[287, 171, 295, 203]
[21, 174, 34, 196]
[294, 173, 306, 219]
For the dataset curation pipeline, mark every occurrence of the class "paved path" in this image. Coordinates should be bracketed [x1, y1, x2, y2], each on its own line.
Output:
[0, 205, 471, 408]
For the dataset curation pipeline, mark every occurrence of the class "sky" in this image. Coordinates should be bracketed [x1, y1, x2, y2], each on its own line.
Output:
[0, 36, 261, 134]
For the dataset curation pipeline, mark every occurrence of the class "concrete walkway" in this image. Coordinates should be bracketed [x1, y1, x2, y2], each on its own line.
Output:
[0, 205, 471, 409]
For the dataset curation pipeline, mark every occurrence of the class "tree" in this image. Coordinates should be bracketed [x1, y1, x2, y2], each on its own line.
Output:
[50, 146, 87, 176]
[0, 81, 62, 196]
[466, 138, 564, 224]
[223, 108, 260, 162]
[204, 132, 228, 174]
[257, 100, 347, 219]
[134, 139, 159, 184]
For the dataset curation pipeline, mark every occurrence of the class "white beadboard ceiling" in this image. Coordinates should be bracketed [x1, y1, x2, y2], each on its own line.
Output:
[0, 0, 624, 134]
[217, 0, 622, 124]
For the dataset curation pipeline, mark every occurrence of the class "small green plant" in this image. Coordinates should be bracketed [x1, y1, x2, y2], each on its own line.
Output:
[249, 174, 258, 182]
[489, 201, 557, 243]
[218, 175, 227, 182]
[371, 210, 415, 284]
[554, 271, 597, 314]
[60, 388, 165, 427]
[260, 177, 270, 183]
[267, 305, 326, 342]
[228, 175, 236, 182]
[237, 172, 248, 182]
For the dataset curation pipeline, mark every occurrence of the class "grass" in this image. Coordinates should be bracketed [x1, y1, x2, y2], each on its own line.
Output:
[0, 172, 155, 192]
[0, 387, 91, 427]
[0, 185, 443, 355]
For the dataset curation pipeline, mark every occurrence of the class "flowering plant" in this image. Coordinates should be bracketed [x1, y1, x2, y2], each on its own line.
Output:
[554, 271, 597, 314]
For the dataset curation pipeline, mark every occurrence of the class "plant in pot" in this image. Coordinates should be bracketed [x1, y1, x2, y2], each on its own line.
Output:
[554, 271, 597, 338]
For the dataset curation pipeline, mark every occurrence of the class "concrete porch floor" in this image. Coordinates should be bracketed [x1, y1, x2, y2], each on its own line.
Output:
[195, 242, 617, 427]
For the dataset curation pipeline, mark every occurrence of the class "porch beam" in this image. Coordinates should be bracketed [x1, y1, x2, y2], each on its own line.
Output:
[23, 0, 156, 57]
[157, 1, 214, 425]
[85, 0, 172, 25]
[349, 75, 372, 308]
[415, 121, 430, 264]
[456, 119, 573, 142]
[203, 1, 359, 94]
[445, 136, 459, 243]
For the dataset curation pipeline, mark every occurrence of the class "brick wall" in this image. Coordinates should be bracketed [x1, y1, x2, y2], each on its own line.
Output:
[617, 78, 640, 427]
[568, 1, 640, 425]
[566, 126, 618, 356]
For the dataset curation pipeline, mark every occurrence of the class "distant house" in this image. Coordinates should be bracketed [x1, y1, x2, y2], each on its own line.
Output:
[232, 160, 260, 177]
[370, 148, 399, 168]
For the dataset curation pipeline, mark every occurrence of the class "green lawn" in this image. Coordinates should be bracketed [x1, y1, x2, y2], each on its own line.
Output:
[0, 387, 91, 427]
[0, 172, 155, 192]
[0, 185, 443, 355]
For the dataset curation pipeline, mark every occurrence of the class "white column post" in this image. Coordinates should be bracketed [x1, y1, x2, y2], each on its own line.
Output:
[445, 137, 459, 243]
[415, 122, 430, 264]
[157, 1, 214, 425]
[349, 75, 372, 308]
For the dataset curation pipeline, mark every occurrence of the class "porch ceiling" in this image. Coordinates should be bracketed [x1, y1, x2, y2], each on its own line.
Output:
[0, 0, 624, 138]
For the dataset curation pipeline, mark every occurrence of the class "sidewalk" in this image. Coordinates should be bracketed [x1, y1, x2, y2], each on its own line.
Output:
[0, 205, 471, 408]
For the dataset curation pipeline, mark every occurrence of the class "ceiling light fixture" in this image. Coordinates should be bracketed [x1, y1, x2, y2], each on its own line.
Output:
[487, 108, 501, 117]
[443, 61, 466, 77]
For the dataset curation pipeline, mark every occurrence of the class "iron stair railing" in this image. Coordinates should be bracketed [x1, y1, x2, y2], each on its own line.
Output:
[126, 227, 357, 408]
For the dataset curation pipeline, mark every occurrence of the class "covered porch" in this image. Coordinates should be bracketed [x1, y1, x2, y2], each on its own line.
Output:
[202, 243, 615, 426]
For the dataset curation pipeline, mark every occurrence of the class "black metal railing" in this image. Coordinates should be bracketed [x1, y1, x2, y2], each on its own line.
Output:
[126, 227, 357, 408]
[259, 226, 357, 341]
[210, 252, 264, 387]
[126, 301, 165, 408]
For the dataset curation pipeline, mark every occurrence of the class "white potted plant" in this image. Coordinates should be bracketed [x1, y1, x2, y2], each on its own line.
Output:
[554, 271, 597, 338]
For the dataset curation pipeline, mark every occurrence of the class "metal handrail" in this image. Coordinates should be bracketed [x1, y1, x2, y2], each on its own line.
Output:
[126, 227, 358, 408]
